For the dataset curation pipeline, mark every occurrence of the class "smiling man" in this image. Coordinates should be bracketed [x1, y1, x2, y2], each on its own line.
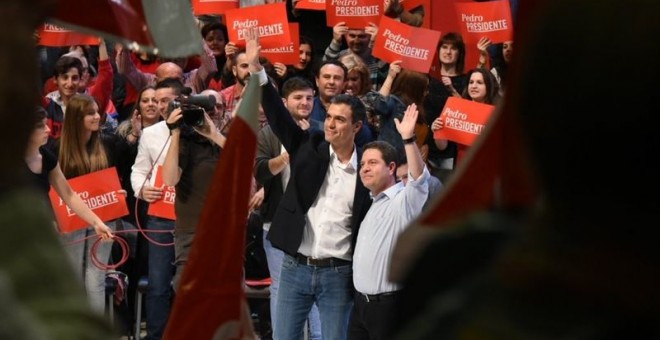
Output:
[254, 76, 322, 338]
[350, 103, 430, 339]
[246, 27, 373, 339]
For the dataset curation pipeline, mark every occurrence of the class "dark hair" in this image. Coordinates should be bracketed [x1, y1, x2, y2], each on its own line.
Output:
[331, 94, 366, 124]
[34, 106, 47, 125]
[316, 59, 348, 79]
[131, 85, 156, 115]
[231, 49, 247, 65]
[439, 32, 466, 74]
[364, 140, 399, 169]
[155, 78, 183, 96]
[462, 68, 500, 105]
[281, 77, 314, 98]
[201, 22, 229, 43]
[391, 70, 429, 121]
[300, 35, 314, 53]
[54, 56, 83, 77]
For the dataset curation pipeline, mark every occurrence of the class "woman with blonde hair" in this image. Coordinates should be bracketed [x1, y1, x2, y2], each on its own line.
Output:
[57, 93, 123, 313]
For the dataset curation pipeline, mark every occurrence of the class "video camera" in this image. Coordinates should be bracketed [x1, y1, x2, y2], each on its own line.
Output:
[167, 91, 216, 128]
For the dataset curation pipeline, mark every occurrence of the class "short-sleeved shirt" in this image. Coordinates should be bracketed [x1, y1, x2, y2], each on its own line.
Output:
[29, 146, 58, 196]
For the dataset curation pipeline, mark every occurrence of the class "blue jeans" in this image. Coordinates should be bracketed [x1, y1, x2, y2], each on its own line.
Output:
[145, 217, 175, 340]
[274, 254, 353, 340]
[60, 221, 116, 314]
[263, 232, 321, 339]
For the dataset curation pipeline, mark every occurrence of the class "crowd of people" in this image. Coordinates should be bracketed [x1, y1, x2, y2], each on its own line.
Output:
[31, 0, 514, 339]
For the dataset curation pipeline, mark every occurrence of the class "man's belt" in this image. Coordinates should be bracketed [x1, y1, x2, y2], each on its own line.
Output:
[295, 253, 351, 267]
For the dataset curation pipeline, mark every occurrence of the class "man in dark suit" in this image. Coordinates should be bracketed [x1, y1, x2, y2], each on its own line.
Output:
[254, 76, 322, 338]
[246, 29, 372, 340]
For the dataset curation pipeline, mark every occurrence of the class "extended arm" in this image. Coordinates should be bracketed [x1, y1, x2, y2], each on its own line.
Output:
[162, 109, 183, 186]
[245, 27, 305, 153]
[49, 164, 113, 239]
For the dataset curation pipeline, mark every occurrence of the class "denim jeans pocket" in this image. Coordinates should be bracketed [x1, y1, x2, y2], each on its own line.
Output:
[282, 254, 298, 270]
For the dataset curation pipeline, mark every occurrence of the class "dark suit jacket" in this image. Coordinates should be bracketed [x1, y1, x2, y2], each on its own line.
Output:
[261, 80, 372, 257]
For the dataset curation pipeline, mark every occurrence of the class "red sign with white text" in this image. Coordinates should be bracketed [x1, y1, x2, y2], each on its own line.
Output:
[147, 166, 177, 220]
[454, 0, 513, 44]
[38, 23, 100, 47]
[372, 16, 441, 73]
[296, 0, 325, 10]
[326, 0, 383, 29]
[192, 0, 239, 15]
[261, 23, 300, 65]
[225, 3, 291, 49]
[434, 97, 494, 146]
[49, 167, 128, 233]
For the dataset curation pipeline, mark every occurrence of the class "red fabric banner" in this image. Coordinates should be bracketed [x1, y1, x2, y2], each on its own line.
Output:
[434, 97, 494, 146]
[146, 166, 176, 220]
[163, 73, 263, 339]
[296, 0, 326, 11]
[47, 0, 153, 46]
[372, 16, 441, 73]
[454, 0, 513, 44]
[192, 0, 239, 16]
[261, 23, 300, 65]
[326, 0, 383, 29]
[48, 0, 203, 58]
[37, 23, 100, 47]
[49, 167, 128, 233]
[225, 3, 291, 49]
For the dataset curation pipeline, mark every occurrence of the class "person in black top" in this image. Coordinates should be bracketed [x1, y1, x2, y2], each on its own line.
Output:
[25, 106, 113, 237]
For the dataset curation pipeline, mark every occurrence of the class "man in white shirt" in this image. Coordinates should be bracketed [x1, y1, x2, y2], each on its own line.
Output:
[350, 103, 429, 339]
[246, 29, 372, 340]
[130, 78, 182, 340]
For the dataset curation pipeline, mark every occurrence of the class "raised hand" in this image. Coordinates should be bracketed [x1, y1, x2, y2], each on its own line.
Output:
[332, 22, 348, 43]
[365, 22, 379, 43]
[245, 27, 262, 72]
[273, 62, 288, 78]
[395, 103, 419, 139]
[477, 37, 492, 55]
[388, 60, 402, 78]
[431, 116, 444, 131]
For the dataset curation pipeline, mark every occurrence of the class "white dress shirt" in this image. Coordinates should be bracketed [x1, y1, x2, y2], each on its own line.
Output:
[130, 121, 171, 197]
[298, 145, 358, 261]
[353, 167, 430, 294]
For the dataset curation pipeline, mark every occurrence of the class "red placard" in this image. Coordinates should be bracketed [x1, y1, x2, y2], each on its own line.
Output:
[37, 23, 100, 47]
[372, 16, 441, 73]
[400, 0, 425, 11]
[261, 23, 300, 65]
[49, 167, 128, 233]
[296, 0, 326, 11]
[192, 0, 239, 15]
[433, 97, 494, 146]
[454, 0, 513, 44]
[326, 0, 383, 29]
[225, 3, 291, 49]
[147, 166, 177, 220]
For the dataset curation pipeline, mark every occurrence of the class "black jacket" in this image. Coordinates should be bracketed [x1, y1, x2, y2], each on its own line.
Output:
[260, 80, 372, 256]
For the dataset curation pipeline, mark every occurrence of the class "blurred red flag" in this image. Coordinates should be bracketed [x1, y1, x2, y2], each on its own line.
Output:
[163, 73, 262, 339]
[47, 0, 202, 57]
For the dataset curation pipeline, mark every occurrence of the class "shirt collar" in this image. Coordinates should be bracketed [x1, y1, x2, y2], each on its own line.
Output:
[371, 181, 404, 201]
[329, 144, 358, 171]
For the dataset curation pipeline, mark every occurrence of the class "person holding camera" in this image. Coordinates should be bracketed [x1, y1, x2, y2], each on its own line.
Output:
[161, 98, 226, 290]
